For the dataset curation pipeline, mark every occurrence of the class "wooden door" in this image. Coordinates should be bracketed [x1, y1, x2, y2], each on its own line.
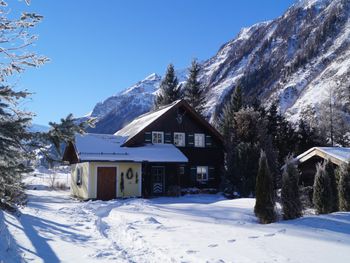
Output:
[97, 167, 116, 200]
[151, 167, 165, 195]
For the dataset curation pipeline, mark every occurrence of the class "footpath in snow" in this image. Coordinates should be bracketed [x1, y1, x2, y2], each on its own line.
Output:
[1, 172, 350, 263]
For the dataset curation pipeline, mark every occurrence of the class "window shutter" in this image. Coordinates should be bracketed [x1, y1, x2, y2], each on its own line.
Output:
[208, 167, 215, 180]
[205, 135, 212, 147]
[145, 132, 152, 143]
[190, 166, 197, 183]
[164, 132, 172, 143]
[188, 133, 194, 147]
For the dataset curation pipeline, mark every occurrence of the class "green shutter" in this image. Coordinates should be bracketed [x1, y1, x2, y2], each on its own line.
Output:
[145, 132, 152, 143]
[205, 135, 212, 147]
[190, 166, 197, 183]
[164, 132, 172, 143]
[188, 133, 194, 147]
[208, 166, 215, 180]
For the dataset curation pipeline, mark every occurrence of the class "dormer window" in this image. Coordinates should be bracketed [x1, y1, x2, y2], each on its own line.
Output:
[152, 131, 164, 144]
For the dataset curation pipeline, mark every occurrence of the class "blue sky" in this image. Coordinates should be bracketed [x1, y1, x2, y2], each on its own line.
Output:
[12, 0, 296, 125]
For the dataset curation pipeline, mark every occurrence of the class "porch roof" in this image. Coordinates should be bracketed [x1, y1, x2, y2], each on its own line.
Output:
[74, 133, 188, 163]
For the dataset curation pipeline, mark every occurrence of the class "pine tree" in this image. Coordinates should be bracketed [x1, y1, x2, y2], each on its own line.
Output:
[254, 150, 276, 224]
[313, 162, 333, 214]
[324, 160, 338, 212]
[0, 2, 48, 210]
[338, 163, 350, 211]
[33, 114, 95, 165]
[154, 64, 180, 108]
[232, 86, 243, 113]
[281, 157, 302, 220]
[218, 87, 244, 141]
[184, 59, 205, 115]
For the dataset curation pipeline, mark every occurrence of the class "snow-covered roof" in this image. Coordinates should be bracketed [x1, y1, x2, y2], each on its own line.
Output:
[74, 133, 188, 163]
[296, 147, 350, 165]
[114, 100, 182, 143]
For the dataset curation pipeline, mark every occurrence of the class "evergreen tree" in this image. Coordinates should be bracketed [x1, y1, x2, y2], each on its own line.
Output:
[218, 87, 243, 142]
[266, 102, 297, 167]
[296, 119, 317, 154]
[231, 86, 243, 113]
[281, 157, 302, 220]
[313, 162, 333, 214]
[254, 150, 276, 224]
[0, 2, 48, 210]
[155, 64, 180, 108]
[338, 163, 350, 211]
[184, 59, 205, 115]
[324, 160, 338, 212]
[32, 114, 95, 165]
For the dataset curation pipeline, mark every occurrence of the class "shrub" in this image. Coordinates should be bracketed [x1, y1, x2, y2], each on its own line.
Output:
[254, 150, 276, 224]
[338, 163, 350, 211]
[313, 162, 332, 214]
[281, 158, 302, 220]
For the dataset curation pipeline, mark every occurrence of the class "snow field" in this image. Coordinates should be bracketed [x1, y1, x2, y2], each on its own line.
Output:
[1, 173, 350, 263]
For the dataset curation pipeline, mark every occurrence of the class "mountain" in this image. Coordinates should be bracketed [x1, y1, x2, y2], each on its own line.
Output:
[30, 124, 50, 133]
[85, 0, 350, 134]
[85, 73, 161, 134]
[200, 0, 350, 123]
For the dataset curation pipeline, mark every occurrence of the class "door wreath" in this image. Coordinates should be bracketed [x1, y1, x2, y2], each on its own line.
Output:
[126, 168, 134, 180]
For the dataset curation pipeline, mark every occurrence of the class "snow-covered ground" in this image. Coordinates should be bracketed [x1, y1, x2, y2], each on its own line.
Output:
[1, 172, 350, 263]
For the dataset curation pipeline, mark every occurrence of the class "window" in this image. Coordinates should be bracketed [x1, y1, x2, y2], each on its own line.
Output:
[76, 167, 82, 186]
[197, 166, 208, 181]
[179, 166, 185, 175]
[174, 132, 185, 147]
[194, 133, 205, 147]
[152, 131, 164, 144]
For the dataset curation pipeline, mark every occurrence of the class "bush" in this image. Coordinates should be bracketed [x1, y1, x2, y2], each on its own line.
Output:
[54, 182, 68, 190]
[254, 150, 276, 224]
[325, 160, 338, 212]
[338, 163, 350, 211]
[167, 185, 181, 197]
[313, 162, 332, 214]
[281, 158, 302, 220]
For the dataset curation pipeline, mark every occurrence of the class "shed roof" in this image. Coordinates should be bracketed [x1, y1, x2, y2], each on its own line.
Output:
[73, 133, 188, 163]
[296, 147, 350, 166]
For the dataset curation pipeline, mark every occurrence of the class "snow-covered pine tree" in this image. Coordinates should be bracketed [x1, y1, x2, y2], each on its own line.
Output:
[338, 162, 350, 211]
[0, 2, 47, 210]
[254, 150, 276, 224]
[33, 114, 96, 165]
[154, 64, 180, 108]
[281, 157, 302, 220]
[313, 162, 333, 214]
[184, 59, 205, 115]
[324, 160, 339, 212]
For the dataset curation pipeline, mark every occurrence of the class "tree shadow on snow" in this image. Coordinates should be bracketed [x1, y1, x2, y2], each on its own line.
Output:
[0, 211, 24, 263]
[6, 211, 90, 263]
[284, 212, 350, 236]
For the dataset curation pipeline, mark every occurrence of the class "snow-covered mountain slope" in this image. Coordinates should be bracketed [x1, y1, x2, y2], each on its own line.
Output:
[86, 73, 161, 134]
[85, 0, 350, 134]
[201, 0, 350, 123]
[29, 123, 50, 133]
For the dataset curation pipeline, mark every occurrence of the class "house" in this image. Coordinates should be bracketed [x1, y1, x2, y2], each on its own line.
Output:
[63, 100, 224, 200]
[294, 147, 350, 186]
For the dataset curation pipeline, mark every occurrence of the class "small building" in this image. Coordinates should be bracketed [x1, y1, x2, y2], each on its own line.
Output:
[63, 100, 224, 200]
[295, 147, 350, 186]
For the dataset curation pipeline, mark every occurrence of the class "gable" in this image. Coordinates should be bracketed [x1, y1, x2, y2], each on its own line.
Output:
[116, 100, 224, 147]
[296, 147, 350, 166]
